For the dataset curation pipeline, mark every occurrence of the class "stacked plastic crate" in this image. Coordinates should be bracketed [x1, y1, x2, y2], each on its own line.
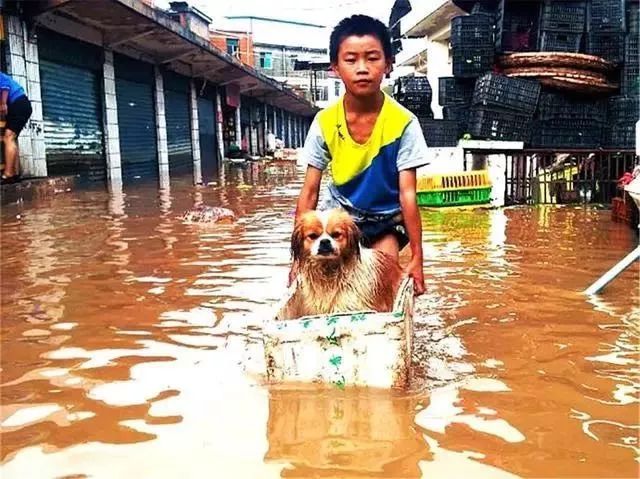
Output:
[451, 14, 495, 78]
[393, 75, 433, 117]
[539, 1, 586, 53]
[532, 91, 607, 147]
[438, 77, 475, 136]
[416, 170, 493, 207]
[586, 0, 627, 64]
[468, 72, 541, 141]
[604, 0, 639, 148]
[393, 75, 460, 148]
[494, 0, 540, 54]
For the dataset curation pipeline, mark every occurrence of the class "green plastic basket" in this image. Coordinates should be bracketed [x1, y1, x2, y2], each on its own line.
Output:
[417, 186, 492, 207]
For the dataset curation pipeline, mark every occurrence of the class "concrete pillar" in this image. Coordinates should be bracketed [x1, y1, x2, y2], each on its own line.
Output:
[272, 107, 277, 140]
[287, 112, 292, 148]
[102, 49, 122, 187]
[154, 66, 169, 188]
[189, 79, 202, 184]
[250, 102, 258, 156]
[263, 103, 268, 152]
[235, 96, 242, 150]
[6, 16, 47, 178]
[215, 90, 225, 163]
[487, 153, 507, 208]
[280, 108, 285, 145]
[295, 116, 300, 148]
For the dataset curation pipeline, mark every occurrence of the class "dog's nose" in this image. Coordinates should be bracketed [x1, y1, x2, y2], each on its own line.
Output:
[318, 238, 334, 255]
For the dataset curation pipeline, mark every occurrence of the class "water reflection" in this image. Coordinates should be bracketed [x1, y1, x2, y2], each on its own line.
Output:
[1, 164, 638, 478]
[265, 387, 428, 478]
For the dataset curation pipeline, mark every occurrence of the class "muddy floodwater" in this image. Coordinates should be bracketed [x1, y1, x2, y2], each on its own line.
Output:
[1, 161, 638, 479]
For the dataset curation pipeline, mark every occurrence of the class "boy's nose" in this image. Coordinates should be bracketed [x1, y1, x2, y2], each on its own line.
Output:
[356, 59, 368, 72]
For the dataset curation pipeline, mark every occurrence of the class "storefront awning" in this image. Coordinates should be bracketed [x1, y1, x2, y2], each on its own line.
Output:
[30, 0, 318, 116]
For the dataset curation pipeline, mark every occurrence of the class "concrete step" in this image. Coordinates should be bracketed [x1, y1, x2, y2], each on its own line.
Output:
[1, 176, 79, 206]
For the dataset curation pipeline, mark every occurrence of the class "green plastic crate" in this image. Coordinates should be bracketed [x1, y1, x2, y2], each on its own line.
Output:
[417, 186, 492, 207]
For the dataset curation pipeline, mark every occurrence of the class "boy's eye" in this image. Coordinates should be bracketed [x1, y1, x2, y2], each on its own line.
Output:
[308, 233, 320, 240]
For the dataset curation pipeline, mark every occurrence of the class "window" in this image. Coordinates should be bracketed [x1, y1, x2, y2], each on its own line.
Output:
[334, 80, 341, 97]
[313, 86, 328, 102]
[226, 38, 239, 57]
[259, 51, 273, 69]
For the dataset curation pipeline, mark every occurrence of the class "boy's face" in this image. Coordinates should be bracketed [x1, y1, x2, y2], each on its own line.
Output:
[332, 34, 391, 97]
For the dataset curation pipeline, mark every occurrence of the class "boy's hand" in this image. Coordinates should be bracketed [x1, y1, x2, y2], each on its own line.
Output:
[406, 256, 425, 296]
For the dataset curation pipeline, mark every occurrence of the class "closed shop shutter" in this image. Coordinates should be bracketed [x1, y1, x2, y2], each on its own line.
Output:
[164, 71, 192, 176]
[276, 109, 284, 141]
[38, 30, 105, 181]
[283, 111, 290, 148]
[197, 96, 217, 182]
[267, 105, 274, 133]
[114, 55, 157, 181]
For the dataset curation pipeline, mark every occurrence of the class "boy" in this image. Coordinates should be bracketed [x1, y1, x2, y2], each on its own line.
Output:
[0, 72, 32, 184]
[292, 14, 429, 295]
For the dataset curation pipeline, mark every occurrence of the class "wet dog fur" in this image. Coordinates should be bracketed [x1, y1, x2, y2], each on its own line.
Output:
[282, 209, 403, 319]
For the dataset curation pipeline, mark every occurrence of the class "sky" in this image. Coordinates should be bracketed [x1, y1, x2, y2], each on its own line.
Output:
[155, 0, 397, 29]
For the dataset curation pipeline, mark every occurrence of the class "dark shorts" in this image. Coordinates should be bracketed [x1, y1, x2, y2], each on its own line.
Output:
[356, 213, 410, 250]
[6, 95, 32, 137]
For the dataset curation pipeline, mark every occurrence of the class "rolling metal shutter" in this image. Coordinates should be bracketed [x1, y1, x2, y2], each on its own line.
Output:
[114, 54, 157, 182]
[266, 105, 274, 133]
[283, 111, 290, 148]
[276, 108, 284, 142]
[197, 96, 217, 182]
[164, 71, 192, 176]
[38, 30, 105, 181]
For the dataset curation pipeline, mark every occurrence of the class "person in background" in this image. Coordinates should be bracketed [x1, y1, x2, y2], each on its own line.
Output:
[0, 72, 32, 184]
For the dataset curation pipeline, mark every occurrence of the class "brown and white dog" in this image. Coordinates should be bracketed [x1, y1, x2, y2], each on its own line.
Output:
[282, 208, 403, 319]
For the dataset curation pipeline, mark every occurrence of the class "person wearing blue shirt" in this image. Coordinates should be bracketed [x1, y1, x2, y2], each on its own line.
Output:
[1, 72, 32, 184]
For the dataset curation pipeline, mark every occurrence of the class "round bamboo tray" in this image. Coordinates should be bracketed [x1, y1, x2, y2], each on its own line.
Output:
[503, 66, 608, 83]
[538, 77, 618, 94]
[498, 52, 615, 72]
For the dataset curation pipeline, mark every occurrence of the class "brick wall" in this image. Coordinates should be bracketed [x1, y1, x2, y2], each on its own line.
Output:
[210, 32, 254, 67]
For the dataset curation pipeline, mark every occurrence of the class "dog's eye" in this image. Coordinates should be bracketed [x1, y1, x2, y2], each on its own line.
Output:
[331, 232, 342, 239]
[308, 233, 320, 240]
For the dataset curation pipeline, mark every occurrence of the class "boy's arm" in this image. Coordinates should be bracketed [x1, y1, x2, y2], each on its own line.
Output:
[399, 169, 425, 295]
[396, 117, 429, 296]
[0, 89, 8, 117]
[288, 166, 322, 286]
[295, 166, 323, 220]
[289, 114, 328, 286]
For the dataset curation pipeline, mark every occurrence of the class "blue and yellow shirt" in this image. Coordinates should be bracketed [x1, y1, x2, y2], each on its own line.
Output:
[302, 93, 429, 217]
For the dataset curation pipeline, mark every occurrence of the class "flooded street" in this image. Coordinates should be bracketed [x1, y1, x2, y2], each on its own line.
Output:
[1, 161, 638, 479]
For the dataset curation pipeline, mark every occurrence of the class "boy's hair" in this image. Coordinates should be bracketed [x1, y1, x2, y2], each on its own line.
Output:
[329, 15, 392, 64]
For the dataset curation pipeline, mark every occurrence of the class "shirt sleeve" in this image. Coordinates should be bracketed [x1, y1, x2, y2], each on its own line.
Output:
[300, 114, 330, 171]
[0, 74, 9, 91]
[396, 116, 430, 171]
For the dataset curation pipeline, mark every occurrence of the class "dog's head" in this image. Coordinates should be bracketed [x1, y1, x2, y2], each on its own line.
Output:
[291, 209, 361, 263]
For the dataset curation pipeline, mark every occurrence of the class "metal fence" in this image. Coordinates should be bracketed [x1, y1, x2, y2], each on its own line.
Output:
[503, 150, 638, 205]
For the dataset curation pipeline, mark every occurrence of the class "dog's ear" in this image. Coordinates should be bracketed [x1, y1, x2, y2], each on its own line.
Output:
[344, 219, 362, 258]
[291, 220, 305, 262]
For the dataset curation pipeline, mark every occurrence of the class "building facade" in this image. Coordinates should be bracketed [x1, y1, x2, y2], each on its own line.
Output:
[210, 29, 254, 68]
[394, 0, 465, 118]
[0, 0, 315, 186]
[218, 15, 345, 111]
